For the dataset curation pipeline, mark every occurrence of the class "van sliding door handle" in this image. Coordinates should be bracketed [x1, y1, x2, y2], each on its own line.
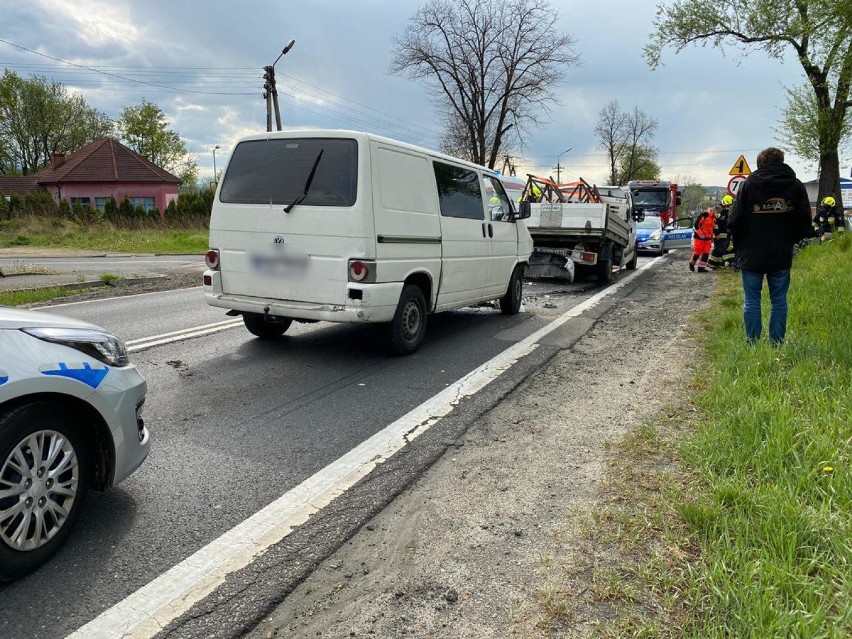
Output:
[487, 223, 494, 238]
[481, 223, 487, 238]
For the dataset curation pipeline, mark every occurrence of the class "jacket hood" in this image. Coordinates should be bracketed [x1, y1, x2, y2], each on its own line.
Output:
[748, 163, 798, 190]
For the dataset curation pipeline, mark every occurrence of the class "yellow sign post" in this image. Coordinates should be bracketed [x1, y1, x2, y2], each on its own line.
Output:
[729, 155, 752, 176]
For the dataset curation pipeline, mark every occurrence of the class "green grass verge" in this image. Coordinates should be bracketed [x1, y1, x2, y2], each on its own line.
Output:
[0, 217, 208, 254]
[0, 286, 98, 307]
[546, 235, 852, 638]
[680, 234, 852, 636]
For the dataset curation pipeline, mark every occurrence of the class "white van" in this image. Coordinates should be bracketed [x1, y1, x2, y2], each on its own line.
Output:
[202, 130, 533, 354]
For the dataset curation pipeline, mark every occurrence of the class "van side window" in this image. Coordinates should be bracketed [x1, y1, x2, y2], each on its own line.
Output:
[433, 162, 484, 220]
[483, 175, 513, 222]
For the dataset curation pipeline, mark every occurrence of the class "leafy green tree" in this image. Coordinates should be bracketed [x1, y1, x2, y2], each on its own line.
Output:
[116, 99, 197, 184]
[777, 82, 852, 171]
[0, 70, 113, 174]
[645, 0, 852, 206]
[391, 0, 580, 168]
[618, 145, 660, 182]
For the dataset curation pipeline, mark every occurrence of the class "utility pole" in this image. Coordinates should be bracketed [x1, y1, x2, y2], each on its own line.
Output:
[553, 147, 572, 184]
[262, 39, 295, 132]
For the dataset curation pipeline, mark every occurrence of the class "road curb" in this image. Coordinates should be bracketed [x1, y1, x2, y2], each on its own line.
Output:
[1, 275, 170, 295]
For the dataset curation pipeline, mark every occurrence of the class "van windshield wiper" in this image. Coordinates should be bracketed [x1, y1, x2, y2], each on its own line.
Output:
[283, 149, 324, 213]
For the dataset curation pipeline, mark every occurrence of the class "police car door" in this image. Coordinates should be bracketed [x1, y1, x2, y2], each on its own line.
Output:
[662, 217, 693, 251]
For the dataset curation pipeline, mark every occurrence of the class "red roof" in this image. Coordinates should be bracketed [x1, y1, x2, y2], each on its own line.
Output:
[0, 175, 42, 195]
[35, 139, 181, 185]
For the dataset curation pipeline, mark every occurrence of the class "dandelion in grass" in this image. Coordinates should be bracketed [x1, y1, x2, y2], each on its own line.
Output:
[822, 466, 834, 474]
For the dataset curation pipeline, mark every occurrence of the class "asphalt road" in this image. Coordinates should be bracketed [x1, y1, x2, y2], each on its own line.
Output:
[0, 263, 652, 638]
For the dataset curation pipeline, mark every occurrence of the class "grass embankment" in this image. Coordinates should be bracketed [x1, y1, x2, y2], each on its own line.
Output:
[0, 286, 99, 307]
[545, 235, 851, 637]
[0, 215, 208, 254]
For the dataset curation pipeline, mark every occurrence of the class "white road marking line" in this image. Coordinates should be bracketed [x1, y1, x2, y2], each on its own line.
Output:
[125, 319, 242, 345]
[127, 320, 244, 352]
[66, 258, 663, 639]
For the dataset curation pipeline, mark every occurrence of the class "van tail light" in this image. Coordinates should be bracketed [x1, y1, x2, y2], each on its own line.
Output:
[348, 259, 376, 283]
[205, 249, 220, 269]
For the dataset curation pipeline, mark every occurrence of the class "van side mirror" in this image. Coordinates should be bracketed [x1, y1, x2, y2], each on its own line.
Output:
[516, 201, 532, 219]
[632, 207, 645, 222]
[676, 196, 682, 206]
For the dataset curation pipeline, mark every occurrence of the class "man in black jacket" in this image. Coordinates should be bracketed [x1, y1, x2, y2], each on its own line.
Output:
[728, 147, 813, 344]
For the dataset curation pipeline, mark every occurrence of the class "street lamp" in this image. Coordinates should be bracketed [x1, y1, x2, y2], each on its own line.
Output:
[554, 147, 572, 184]
[212, 145, 220, 185]
[264, 39, 296, 131]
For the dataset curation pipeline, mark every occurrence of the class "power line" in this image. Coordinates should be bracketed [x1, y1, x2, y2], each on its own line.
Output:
[0, 39, 256, 96]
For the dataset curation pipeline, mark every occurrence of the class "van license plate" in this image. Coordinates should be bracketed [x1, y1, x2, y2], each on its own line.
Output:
[250, 254, 309, 278]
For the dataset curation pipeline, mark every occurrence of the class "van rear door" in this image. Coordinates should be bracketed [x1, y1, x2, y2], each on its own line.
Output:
[213, 137, 371, 305]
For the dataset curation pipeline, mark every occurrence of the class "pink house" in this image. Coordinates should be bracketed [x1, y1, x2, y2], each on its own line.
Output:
[0, 139, 181, 214]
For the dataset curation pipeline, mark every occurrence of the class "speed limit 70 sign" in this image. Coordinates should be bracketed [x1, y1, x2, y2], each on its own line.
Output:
[728, 174, 747, 197]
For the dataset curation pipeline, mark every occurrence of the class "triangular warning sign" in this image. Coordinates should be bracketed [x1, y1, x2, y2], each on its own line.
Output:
[729, 155, 752, 176]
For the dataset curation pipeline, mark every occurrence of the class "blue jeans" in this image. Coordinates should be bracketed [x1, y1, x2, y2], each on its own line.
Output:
[741, 269, 791, 343]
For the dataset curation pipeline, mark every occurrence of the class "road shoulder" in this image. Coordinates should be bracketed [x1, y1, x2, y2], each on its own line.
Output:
[240, 259, 710, 638]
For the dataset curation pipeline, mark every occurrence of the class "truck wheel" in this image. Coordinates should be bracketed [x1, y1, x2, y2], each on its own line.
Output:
[626, 250, 638, 270]
[499, 265, 523, 315]
[0, 403, 90, 582]
[243, 313, 292, 339]
[389, 284, 427, 355]
[596, 257, 614, 283]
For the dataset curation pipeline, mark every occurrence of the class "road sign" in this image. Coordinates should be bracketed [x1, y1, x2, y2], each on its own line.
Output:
[728, 174, 747, 197]
[729, 155, 752, 176]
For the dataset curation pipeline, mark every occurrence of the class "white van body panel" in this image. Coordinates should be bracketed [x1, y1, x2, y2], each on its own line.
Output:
[204, 129, 533, 328]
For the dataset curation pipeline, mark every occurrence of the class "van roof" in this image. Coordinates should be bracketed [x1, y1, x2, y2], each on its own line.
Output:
[235, 128, 496, 175]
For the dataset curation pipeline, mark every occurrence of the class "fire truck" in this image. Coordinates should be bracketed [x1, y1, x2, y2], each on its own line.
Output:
[627, 180, 681, 226]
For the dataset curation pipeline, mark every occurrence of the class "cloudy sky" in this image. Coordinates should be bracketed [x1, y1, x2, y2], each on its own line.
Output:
[0, 0, 823, 187]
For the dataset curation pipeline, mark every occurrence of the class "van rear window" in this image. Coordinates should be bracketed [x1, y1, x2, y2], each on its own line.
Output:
[220, 138, 357, 206]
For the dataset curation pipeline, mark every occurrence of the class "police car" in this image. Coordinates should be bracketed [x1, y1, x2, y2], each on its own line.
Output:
[0, 307, 149, 580]
[636, 214, 693, 256]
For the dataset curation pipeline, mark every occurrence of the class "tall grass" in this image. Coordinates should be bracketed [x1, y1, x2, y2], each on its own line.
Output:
[681, 233, 852, 636]
[0, 215, 208, 253]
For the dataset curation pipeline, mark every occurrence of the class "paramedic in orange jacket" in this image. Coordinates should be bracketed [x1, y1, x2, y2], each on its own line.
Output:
[689, 206, 716, 272]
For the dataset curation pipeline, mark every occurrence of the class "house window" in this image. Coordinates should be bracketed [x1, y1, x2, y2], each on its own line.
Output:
[129, 197, 156, 213]
[69, 197, 91, 208]
[95, 197, 110, 211]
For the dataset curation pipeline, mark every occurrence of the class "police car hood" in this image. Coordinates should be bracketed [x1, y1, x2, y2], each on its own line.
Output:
[0, 307, 104, 331]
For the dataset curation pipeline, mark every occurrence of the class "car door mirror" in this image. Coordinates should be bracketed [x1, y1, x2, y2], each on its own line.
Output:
[516, 201, 532, 219]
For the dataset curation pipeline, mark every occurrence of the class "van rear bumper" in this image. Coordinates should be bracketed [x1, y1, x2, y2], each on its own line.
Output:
[203, 275, 402, 324]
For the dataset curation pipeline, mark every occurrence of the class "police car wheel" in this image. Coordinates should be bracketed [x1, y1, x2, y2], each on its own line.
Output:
[0, 402, 90, 582]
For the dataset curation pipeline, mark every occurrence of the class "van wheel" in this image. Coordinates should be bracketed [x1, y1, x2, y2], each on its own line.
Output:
[626, 250, 638, 270]
[389, 285, 427, 355]
[596, 257, 614, 283]
[0, 403, 90, 582]
[243, 314, 292, 339]
[500, 265, 523, 315]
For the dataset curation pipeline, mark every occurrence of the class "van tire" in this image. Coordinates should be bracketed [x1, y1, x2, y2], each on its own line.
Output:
[626, 250, 638, 270]
[596, 257, 614, 283]
[499, 265, 523, 315]
[243, 314, 292, 339]
[389, 285, 427, 355]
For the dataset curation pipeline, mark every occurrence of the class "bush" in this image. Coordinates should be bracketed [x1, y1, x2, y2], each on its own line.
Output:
[119, 196, 134, 218]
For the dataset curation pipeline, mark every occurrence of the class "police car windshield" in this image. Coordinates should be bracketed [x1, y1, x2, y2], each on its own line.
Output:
[633, 190, 668, 207]
[637, 217, 662, 229]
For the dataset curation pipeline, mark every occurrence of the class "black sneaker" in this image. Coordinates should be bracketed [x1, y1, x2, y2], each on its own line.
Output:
[689, 263, 695, 272]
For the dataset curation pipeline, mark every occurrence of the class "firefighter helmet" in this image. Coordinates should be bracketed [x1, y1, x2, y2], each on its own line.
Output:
[721, 195, 734, 206]
[822, 196, 836, 207]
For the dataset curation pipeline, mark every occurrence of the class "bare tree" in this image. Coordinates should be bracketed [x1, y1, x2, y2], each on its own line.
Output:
[594, 101, 658, 184]
[391, 0, 580, 169]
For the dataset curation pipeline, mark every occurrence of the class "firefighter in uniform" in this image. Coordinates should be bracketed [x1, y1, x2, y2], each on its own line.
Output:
[689, 206, 716, 272]
[707, 194, 737, 269]
[813, 196, 844, 239]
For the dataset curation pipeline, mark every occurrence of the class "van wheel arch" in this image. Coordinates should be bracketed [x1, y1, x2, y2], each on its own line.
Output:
[403, 272, 433, 311]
